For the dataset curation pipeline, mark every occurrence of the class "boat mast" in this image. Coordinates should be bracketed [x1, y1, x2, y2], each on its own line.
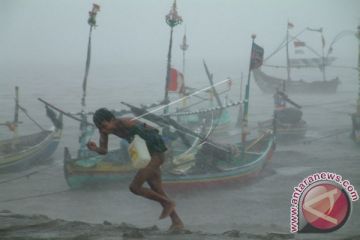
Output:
[286, 21, 292, 81]
[236, 72, 244, 127]
[180, 29, 189, 83]
[179, 30, 189, 110]
[81, 4, 100, 110]
[163, 0, 182, 114]
[357, 25, 360, 114]
[13, 86, 19, 125]
[321, 29, 327, 81]
[78, 4, 100, 158]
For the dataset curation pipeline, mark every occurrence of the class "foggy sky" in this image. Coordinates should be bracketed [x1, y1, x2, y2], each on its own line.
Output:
[0, 0, 359, 82]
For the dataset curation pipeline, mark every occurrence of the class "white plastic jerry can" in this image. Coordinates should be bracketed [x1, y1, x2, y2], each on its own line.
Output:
[128, 134, 151, 168]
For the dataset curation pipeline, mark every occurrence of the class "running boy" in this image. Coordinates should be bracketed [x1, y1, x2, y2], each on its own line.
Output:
[86, 108, 184, 230]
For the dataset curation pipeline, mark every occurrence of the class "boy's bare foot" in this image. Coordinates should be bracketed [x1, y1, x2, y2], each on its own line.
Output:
[168, 222, 185, 232]
[159, 201, 175, 219]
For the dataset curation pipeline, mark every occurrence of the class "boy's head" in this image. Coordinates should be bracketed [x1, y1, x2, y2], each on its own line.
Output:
[93, 108, 115, 128]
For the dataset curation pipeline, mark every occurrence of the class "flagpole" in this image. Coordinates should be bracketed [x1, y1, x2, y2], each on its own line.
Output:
[163, 0, 182, 114]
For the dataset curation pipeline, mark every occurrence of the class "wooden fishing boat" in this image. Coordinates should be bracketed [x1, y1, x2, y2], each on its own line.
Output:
[258, 117, 306, 142]
[0, 87, 62, 172]
[253, 22, 340, 94]
[258, 87, 307, 142]
[0, 129, 62, 172]
[253, 69, 339, 94]
[63, 130, 275, 190]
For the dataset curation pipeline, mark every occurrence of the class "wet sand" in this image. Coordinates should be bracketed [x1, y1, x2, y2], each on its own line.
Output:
[0, 209, 298, 240]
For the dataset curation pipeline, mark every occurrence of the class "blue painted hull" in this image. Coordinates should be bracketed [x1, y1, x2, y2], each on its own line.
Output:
[0, 130, 61, 172]
[64, 134, 276, 190]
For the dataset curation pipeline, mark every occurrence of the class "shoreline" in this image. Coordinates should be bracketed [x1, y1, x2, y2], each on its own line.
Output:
[1, 210, 359, 240]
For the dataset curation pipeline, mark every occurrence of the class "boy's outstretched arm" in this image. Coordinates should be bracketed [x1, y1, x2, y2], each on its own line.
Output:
[87, 131, 108, 155]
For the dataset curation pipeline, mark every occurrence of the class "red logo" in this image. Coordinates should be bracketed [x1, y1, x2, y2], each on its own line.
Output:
[301, 183, 351, 232]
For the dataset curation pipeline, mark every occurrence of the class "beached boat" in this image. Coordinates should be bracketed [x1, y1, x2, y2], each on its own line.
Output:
[253, 22, 340, 94]
[61, 35, 275, 190]
[63, 130, 275, 190]
[253, 69, 339, 94]
[258, 117, 306, 142]
[258, 87, 307, 141]
[0, 87, 62, 172]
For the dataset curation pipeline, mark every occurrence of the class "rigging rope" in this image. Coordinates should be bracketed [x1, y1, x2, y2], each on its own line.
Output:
[302, 129, 351, 144]
[17, 104, 45, 131]
[264, 28, 308, 62]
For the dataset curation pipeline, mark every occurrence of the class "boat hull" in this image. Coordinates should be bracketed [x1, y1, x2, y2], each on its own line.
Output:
[0, 130, 61, 172]
[63, 135, 276, 190]
[258, 119, 307, 142]
[253, 69, 340, 94]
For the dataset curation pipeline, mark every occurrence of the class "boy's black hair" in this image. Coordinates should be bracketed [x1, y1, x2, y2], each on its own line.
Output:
[93, 108, 115, 128]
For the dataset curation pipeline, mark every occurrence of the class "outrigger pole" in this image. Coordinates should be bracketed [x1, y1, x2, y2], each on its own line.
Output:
[131, 79, 230, 121]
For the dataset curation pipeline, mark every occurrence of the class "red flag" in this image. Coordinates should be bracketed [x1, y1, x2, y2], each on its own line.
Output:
[168, 68, 185, 93]
[294, 41, 306, 47]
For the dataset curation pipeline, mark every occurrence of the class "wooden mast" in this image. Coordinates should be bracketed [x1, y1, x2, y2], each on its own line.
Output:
[163, 0, 182, 113]
[78, 4, 100, 157]
[286, 21, 292, 81]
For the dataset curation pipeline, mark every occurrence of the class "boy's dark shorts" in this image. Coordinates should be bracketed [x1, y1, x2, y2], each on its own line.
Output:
[130, 124, 167, 154]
